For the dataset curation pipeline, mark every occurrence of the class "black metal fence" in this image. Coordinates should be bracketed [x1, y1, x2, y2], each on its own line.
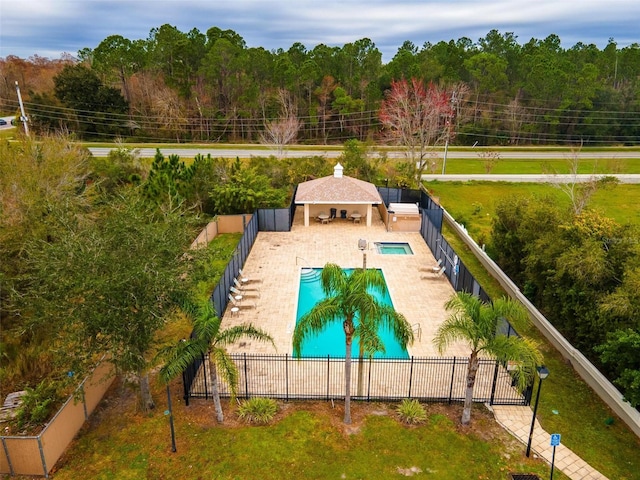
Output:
[419, 193, 490, 302]
[210, 213, 259, 319]
[184, 354, 530, 406]
[183, 185, 529, 404]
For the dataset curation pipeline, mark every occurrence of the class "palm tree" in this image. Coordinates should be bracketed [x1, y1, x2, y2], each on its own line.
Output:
[159, 299, 274, 423]
[293, 263, 414, 424]
[433, 292, 542, 425]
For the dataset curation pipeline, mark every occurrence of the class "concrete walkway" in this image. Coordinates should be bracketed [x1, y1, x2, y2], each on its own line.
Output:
[491, 405, 609, 479]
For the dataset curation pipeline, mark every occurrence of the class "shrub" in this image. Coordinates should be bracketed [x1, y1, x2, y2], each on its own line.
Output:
[237, 397, 278, 425]
[396, 398, 427, 425]
[14, 379, 64, 430]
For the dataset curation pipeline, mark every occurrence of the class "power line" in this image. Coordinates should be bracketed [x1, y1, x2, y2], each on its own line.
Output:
[3, 97, 638, 146]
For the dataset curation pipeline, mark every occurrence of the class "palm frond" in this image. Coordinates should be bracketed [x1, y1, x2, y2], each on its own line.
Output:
[158, 338, 208, 383]
[216, 324, 275, 350]
[293, 299, 340, 356]
[210, 347, 239, 398]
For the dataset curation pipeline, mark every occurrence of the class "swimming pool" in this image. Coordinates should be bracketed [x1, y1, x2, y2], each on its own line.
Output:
[374, 242, 414, 255]
[294, 268, 409, 358]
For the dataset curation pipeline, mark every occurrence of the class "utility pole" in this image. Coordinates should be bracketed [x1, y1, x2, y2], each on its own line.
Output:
[15, 81, 29, 137]
[441, 90, 457, 175]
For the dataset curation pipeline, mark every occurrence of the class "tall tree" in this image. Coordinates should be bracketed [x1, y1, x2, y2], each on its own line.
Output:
[160, 299, 273, 423]
[293, 263, 413, 424]
[148, 24, 206, 98]
[53, 64, 129, 137]
[91, 34, 148, 102]
[0, 136, 92, 390]
[434, 292, 542, 425]
[379, 78, 453, 185]
[22, 189, 196, 410]
[209, 158, 286, 214]
[596, 329, 640, 408]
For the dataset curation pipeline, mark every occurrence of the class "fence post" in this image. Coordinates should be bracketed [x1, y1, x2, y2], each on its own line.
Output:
[367, 357, 372, 402]
[448, 358, 457, 404]
[285, 354, 289, 402]
[37, 436, 48, 478]
[243, 353, 249, 398]
[489, 360, 500, 405]
[2, 437, 14, 476]
[326, 356, 330, 401]
[182, 369, 190, 406]
[408, 357, 414, 398]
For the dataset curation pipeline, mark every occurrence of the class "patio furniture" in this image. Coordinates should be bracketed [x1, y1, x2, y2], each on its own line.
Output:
[317, 213, 330, 224]
[231, 285, 260, 298]
[421, 266, 446, 280]
[238, 268, 262, 284]
[350, 212, 362, 223]
[228, 293, 256, 309]
[234, 277, 260, 292]
[419, 258, 443, 273]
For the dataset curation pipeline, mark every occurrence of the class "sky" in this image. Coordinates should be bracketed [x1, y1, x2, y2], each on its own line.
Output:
[1, 0, 639, 63]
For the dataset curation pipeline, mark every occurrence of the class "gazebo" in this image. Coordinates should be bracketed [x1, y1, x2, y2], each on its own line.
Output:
[294, 163, 383, 227]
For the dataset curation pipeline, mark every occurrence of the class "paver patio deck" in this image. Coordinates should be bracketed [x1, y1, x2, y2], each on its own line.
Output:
[222, 206, 466, 357]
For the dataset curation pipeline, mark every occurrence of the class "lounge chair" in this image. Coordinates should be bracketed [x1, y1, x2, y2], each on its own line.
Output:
[228, 293, 256, 309]
[420, 266, 446, 280]
[419, 258, 442, 273]
[238, 268, 262, 284]
[233, 277, 260, 292]
[231, 285, 260, 298]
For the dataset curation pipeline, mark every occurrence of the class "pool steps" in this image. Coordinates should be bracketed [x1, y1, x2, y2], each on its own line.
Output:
[300, 268, 320, 283]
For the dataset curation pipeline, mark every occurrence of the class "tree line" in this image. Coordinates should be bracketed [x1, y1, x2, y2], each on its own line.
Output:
[1, 27, 639, 145]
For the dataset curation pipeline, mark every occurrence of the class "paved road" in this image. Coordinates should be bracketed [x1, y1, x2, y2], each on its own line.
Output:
[87, 146, 640, 160]
[0, 116, 15, 130]
[421, 173, 640, 183]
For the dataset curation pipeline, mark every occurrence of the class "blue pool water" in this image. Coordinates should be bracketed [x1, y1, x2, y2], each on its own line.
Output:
[375, 242, 413, 254]
[294, 268, 409, 358]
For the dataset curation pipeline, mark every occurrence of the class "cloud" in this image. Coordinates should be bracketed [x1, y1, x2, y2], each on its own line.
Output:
[1, 0, 638, 60]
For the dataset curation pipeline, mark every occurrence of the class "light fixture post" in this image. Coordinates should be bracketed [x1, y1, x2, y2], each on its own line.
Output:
[358, 239, 367, 270]
[526, 366, 549, 457]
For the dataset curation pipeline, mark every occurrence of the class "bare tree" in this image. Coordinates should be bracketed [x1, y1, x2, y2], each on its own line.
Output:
[260, 89, 302, 158]
[546, 142, 618, 214]
[379, 78, 454, 184]
[478, 150, 501, 173]
[505, 97, 526, 145]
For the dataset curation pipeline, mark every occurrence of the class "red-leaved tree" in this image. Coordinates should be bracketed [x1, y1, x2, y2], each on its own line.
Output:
[379, 78, 453, 184]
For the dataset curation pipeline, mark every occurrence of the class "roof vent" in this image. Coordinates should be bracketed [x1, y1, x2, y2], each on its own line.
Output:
[334, 162, 343, 178]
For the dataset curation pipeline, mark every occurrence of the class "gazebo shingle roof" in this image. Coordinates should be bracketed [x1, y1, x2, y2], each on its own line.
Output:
[295, 165, 382, 205]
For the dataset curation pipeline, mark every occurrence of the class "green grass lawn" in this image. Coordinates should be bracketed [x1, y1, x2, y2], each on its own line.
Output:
[49, 379, 567, 480]
[436, 156, 640, 174]
[426, 180, 640, 243]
